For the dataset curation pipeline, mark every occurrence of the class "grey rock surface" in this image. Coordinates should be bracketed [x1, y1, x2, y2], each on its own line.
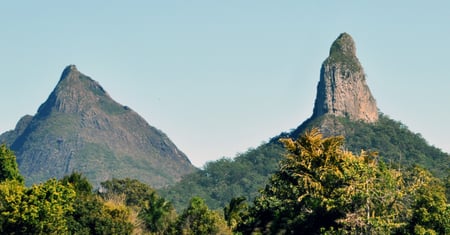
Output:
[312, 33, 378, 123]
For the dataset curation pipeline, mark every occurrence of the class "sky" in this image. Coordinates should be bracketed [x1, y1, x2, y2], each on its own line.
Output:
[1, 1, 449, 167]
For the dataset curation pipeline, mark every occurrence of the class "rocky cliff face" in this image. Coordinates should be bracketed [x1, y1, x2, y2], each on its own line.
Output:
[0, 65, 196, 187]
[312, 33, 378, 123]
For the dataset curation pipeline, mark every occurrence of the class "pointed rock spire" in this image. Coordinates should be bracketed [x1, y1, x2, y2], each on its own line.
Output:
[312, 33, 378, 123]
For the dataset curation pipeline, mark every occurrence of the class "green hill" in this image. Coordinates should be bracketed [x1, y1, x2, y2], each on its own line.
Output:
[291, 114, 449, 178]
[161, 114, 450, 211]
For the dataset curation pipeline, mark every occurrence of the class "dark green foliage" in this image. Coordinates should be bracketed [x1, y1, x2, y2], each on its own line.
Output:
[173, 197, 231, 235]
[66, 193, 133, 235]
[326, 32, 360, 72]
[340, 114, 449, 178]
[224, 196, 249, 232]
[161, 143, 284, 211]
[100, 178, 156, 206]
[61, 172, 93, 195]
[140, 193, 176, 234]
[0, 144, 24, 183]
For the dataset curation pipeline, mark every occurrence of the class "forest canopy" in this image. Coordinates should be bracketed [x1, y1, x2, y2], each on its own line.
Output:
[0, 126, 449, 234]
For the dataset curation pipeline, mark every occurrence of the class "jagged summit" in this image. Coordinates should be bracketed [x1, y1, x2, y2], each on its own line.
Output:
[60, 64, 79, 81]
[0, 65, 196, 187]
[37, 65, 112, 116]
[312, 33, 378, 123]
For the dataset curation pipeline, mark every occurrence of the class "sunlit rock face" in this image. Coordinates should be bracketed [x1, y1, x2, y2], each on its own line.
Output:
[312, 33, 378, 123]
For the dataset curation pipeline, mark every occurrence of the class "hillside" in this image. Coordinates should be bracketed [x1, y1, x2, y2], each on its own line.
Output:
[289, 114, 449, 178]
[162, 143, 284, 210]
[162, 114, 450, 210]
[0, 65, 196, 187]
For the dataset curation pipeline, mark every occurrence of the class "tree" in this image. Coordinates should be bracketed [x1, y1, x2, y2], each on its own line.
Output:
[60, 172, 93, 195]
[0, 178, 75, 234]
[100, 178, 176, 234]
[0, 146, 75, 233]
[140, 192, 176, 234]
[0, 144, 24, 183]
[97, 194, 135, 235]
[337, 153, 407, 234]
[243, 128, 447, 234]
[445, 172, 450, 202]
[174, 197, 231, 235]
[59, 174, 136, 234]
[247, 129, 355, 234]
[65, 193, 134, 235]
[224, 196, 248, 232]
[404, 167, 449, 234]
[101, 178, 155, 206]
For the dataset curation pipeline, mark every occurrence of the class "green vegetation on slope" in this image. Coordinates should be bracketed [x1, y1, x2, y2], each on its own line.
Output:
[161, 143, 285, 211]
[163, 114, 450, 211]
[292, 114, 450, 178]
[344, 115, 449, 178]
[326, 32, 361, 72]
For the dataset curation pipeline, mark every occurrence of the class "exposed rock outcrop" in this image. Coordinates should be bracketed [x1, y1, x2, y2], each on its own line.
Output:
[312, 33, 378, 123]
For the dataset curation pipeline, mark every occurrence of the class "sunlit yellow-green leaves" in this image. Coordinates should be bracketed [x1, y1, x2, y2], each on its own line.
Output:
[247, 128, 449, 234]
[0, 144, 24, 183]
[0, 179, 75, 234]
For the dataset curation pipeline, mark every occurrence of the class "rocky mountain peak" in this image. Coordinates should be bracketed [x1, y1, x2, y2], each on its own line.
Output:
[2, 65, 196, 187]
[312, 33, 378, 123]
[60, 64, 79, 81]
[37, 65, 112, 115]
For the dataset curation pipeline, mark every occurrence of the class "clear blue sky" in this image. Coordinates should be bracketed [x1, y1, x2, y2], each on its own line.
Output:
[1, 1, 449, 167]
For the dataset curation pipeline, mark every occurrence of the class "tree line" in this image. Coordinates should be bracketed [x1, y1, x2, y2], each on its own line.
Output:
[0, 128, 449, 234]
[163, 115, 450, 212]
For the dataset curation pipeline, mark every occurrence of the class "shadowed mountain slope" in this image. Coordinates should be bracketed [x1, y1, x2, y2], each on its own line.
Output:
[0, 65, 196, 187]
